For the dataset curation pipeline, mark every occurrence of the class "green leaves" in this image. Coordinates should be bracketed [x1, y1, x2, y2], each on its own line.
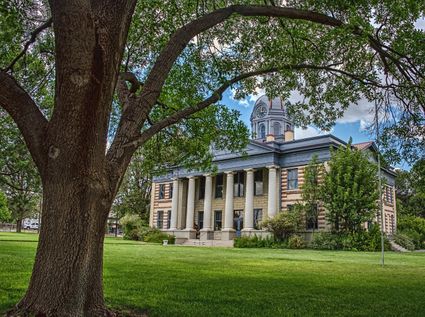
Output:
[0, 112, 41, 222]
[321, 142, 379, 233]
[0, 191, 11, 222]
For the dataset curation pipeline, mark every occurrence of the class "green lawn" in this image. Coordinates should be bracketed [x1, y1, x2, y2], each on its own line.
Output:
[1, 233, 424, 316]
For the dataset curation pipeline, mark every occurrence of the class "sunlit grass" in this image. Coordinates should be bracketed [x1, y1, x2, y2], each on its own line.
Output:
[1, 232, 424, 316]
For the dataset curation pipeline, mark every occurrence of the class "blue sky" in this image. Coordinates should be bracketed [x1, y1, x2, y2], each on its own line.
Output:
[222, 89, 374, 144]
[220, 89, 410, 170]
[215, 18, 425, 171]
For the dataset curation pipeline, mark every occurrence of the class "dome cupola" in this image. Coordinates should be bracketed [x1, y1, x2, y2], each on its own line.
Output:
[250, 95, 294, 142]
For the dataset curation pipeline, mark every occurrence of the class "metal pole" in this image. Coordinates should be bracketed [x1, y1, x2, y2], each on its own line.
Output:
[375, 98, 385, 267]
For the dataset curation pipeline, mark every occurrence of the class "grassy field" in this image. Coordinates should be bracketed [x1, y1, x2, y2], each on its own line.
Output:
[0, 232, 424, 316]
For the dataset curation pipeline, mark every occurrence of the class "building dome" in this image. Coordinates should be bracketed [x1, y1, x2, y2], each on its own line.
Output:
[250, 95, 294, 142]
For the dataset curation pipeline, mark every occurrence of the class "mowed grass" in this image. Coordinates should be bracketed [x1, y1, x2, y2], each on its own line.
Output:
[1, 233, 424, 316]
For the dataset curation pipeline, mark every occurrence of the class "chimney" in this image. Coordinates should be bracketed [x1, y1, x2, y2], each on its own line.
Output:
[266, 134, 275, 142]
[284, 130, 294, 142]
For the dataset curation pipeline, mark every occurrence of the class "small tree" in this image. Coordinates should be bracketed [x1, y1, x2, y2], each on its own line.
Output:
[0, 191, 11, 222]
[263, 204, 304, 241]
[301, 154, 323, 234]
[321, 140, 379, 233]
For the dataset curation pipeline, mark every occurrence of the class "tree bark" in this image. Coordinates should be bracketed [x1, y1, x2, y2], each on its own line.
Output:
[11, 174, 114, 316]
[5, 2, 137, 315]
[16, 218, 22, 233]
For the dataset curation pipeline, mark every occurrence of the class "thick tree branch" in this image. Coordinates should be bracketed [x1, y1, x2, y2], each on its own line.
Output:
[3, 18, 53, 73]
[117, 72, 141, 109]
[108, 4, 421, 181]
[140, 5, 342, 107]
[108, 5, 343, 169]
[127, 62, 409, 150]
[0, 72, 48, 173]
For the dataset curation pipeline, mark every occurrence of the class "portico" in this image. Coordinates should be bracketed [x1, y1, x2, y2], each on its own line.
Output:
[153, 165, 280, 241]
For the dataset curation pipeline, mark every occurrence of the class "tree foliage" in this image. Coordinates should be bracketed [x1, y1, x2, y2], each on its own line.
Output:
[1, 1, 425, 315]
[0, 113, 41, 230]
[395, 159, 425, 218]
[112, 149, 152, 222]
[301, 154, 323, 232]
[0, 190, 11, 222]
[263, 204, 304, 241]
[321, 140, 379, 233]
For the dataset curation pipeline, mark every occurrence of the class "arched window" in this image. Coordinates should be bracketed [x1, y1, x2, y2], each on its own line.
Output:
[285, 123, 292, 132]
[259, 124, 266, 139]
[273, 122, 281, 136]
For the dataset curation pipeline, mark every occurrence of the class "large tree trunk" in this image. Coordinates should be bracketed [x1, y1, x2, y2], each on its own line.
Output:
[16, 218, 22, 233]
[5, 4, 138, 315]
[12, 173, 114, 316]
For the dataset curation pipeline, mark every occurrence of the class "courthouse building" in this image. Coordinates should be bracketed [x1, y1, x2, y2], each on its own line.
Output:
[149, 96, 397, 243]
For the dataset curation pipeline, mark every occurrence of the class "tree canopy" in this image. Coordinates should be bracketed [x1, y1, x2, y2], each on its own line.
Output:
[1, 1, 424, 315]
[321, 140, 379, 233]
[301, 154, 323, 232]
[396, 159, 425, 218]
[0, 113, 41, 230]
[1, 1, 424, 169]
[0, 190, 11, 222]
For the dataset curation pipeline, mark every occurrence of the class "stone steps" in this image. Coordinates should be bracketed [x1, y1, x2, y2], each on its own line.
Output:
[181, 239, 234, 247]
[388, 239, 409, 252]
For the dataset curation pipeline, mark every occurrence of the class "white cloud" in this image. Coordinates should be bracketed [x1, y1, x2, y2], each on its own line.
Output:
[336, 98, 375, 131]
[230, 86, 265, 108]
[294, 126, 325, 139]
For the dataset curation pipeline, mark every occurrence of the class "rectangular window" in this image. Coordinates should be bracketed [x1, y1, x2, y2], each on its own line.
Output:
[199, 177, 205, 200]
[254, 208, 263, 229]
[158, 184, 165, 199]
[214, 210, 222, 231]
[287, 169, 298, 190]
[168, 183, 173, 199]
[197, 211, 204, 230]
[215, 174, 224, 198]
[157, 210, 164, 229]
[167, 210, 171, 229]
[254, 170, 263, 196]
[306, 204, 319, 230]
[234, 171, 245, 197]
[384, 186, 393, 205]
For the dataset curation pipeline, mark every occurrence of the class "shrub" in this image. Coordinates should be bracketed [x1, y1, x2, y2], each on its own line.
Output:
[120, 215, 175, 244]
[365, 224, 391, 251]
[234, 235, 286, 248]
[125, 228, 142, 241]
[262, 205, 303, 241]
[143, 228, 175, 244]
[310, 227, 390, 251]
[310, 232, 340, 250]
[393, 233, 415, 251]
[288, 235, 306, 249]
[398, 216, 425, 249]
[121, 214, 144, 240]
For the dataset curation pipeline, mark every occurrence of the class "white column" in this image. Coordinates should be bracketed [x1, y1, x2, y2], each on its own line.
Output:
[267, 166, 278, 218]
[243, 169, 254, 230]
[169, 178, 179, 230]
[224, 171, 234, 230]
[185, 176, 196, 230]
[203, 174, 213, 230]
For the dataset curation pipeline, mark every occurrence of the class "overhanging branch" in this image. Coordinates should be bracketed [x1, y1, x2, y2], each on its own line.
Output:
[128, 63, 387, 148]
[0, 71, 48, 173]
[3, 18, 53, 73]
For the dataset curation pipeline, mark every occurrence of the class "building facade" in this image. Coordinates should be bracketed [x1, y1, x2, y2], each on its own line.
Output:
[149, 96, 397, 243]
